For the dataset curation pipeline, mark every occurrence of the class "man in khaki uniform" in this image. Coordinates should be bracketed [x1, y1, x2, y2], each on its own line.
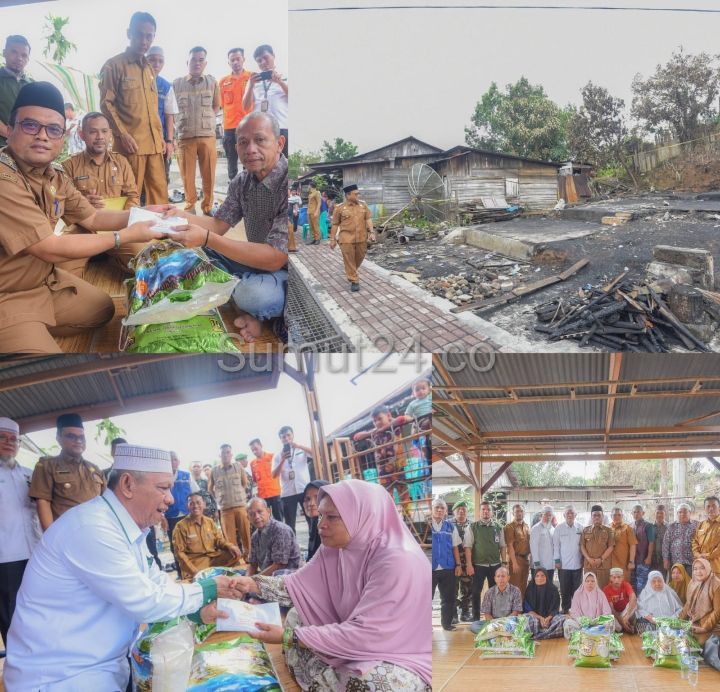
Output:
[60, 112, 142, 277]
[172, 493, 242, 580]
[0, 81, 164, 354]
[330, 184, 375, 292]
[174, 47, 221, 216]
[99, 12, 167, 205]
[581, 504, 615, 589]
[307, 181, 321, 244]
[610, 506, 637, 582]
[29, 413, 105, 530]
[692, 496, 720, 577]
[209, 444, 251, 560]
[504, 503, 531, 599]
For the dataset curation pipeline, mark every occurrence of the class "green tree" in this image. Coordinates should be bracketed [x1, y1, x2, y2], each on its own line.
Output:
[94, 418, 126, 448]
[568, 82, 638, 186]
[594, 459, 661, 492]
[511, 461, 575, 487]
[465, 77, 571, 161]
[288, 149, 321, 179]
[42, 15, 77, 65]
[320, 137, 358, 162]
[631, 48, 720, 142]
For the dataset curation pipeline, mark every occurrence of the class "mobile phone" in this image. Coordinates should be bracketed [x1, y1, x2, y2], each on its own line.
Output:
[282, 442, 291, 454]
[258, 70, 273, 81]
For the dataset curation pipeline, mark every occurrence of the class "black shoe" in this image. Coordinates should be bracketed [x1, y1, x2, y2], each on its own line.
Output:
[443, 625, 457, 631]
[351, 282, 360, 292]
[311, 239, 319, 245]
[461, 611, 472, 622]
[451, 616, 459, 625]
[288, 248, 298, 253]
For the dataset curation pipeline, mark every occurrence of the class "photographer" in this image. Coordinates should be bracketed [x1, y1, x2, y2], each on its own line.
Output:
[271, 425, 313, 534]
[242, 44, 288, 156]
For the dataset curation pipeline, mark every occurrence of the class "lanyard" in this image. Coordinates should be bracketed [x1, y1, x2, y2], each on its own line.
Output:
[101, 495, 132, 545]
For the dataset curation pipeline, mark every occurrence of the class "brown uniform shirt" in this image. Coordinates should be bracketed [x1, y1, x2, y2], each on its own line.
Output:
[99, 49, 163, 156]
[29, 452, 106, 520]
[504, 520, 531, 559]
[307, 188, 321, 217]
[62, 150, 139, 209]
[692, 517, 720, 576]
[211, 461, 248, 511]
[611, 522, 638, 571]
[331, 199, 372, 244]
[582, 524, 615, 571]
[0, 147, 95, 328]
[172, 514, 233, 578]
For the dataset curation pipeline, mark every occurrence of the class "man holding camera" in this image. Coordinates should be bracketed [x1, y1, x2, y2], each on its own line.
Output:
[271, 426, 313, 534]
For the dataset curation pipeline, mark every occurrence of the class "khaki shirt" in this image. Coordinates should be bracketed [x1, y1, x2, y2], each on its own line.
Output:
[99, 49, 163, 156]
[29, 452, 105, 520]
[62, 150, 139, 209]
[307, 188, 321, 216]
[331, 199, 372, 244]
[0, 147, 95, 328]
[173, 514, 232, 578]
[611, 522, 638, 569]
[504, 520, 531, 559]
[211, 461, 248, 510]
[693, 517, 720, 576]
[582, 524, 615, 571]
[173, 74, 221, 140]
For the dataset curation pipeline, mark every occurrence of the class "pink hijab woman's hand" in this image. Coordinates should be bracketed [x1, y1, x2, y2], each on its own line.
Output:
[251, 622, 284, 644]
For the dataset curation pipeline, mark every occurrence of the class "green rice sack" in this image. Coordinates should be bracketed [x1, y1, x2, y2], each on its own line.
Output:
[123, 311, 239, 353]
[125, 240, 239, 326]
[193, 567, 247, 582]
[572, 632, 613, 668]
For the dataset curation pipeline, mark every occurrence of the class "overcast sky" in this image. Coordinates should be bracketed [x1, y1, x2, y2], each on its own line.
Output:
[22, 353, 430, 470]
[2, 0, 287, 97]
[290, 0, 720, 153]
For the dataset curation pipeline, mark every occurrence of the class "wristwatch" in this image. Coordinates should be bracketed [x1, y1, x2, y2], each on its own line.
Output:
[113, 231, 121, 249]
[164, 139, 172, 144]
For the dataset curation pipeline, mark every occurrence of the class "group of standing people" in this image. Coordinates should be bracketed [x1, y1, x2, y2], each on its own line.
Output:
[432, 496, 720, 665]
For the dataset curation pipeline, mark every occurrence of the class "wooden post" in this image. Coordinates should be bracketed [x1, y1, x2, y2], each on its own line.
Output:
[474, 453, 482, 519]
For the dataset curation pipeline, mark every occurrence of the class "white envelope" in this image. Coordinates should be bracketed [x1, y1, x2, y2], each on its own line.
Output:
[215, 599, 282, 635]
[128, 206, 189, 234]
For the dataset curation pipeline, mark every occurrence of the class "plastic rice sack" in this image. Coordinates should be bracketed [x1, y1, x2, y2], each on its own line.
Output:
[577, 614, 615, 634]
[131, 618, 195, 691]
[473, 616, 535, 658]
[187, 634, 281, 691]
[193, 566, 247, 582]
[641, 617, 701, 670]
[569, 616, 624, 668]
[124, 240, 239, 326]
[123, 310, 239, 353]
[473, 615, 529, 642]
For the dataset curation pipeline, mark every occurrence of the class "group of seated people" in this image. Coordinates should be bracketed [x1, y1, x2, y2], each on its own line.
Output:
[471, 559, 720, 668]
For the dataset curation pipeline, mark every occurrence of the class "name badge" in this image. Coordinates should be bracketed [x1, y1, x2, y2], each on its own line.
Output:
[261, 99, 269, 112]
[75, 175, 90, 181]
[288, 470, 295, 481]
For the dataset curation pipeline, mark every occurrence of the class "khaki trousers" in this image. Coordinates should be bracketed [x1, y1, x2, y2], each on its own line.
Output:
[309, 213, 320, 241]
[220, 506, 251, 559]
[123, 152, 168, 206]
[178, 136, 217, 214]
[55, 225, 148, 277]
[179, 547, 240, 581]
[509, 556, 530, 600]
[339, 241, 367, 283]
[287, 219, 297, 251]
[0, 270, 114, 353]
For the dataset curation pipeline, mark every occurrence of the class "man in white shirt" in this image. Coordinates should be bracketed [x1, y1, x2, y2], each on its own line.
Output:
[271, 425, 312, 534]
[0, 417, 40, 655]
[530, 505, 556, 584]
[4, 444, 242, 691]
[553, 504, 584, 613]
[243, 44, 288, 157]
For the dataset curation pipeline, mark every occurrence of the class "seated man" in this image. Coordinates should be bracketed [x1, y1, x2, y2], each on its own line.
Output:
[161, 111, 288, 343]
[247, 496, 300, 577]
[172, 492, 242, 580]
[470, 566, 522, 631]
[59, 111, 144, 278]
[603, 566, 637, 633]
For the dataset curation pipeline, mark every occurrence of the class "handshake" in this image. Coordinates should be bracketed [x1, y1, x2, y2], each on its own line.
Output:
[199, 575, 261, 625]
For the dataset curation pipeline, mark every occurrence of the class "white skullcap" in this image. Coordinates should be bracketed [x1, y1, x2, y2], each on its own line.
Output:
[146, 45, 164, 57]
[542, 505, 554, 514]
[609, 567, 624, 577]
[112, 444, 172, 473]
[0, 417, 19, 435]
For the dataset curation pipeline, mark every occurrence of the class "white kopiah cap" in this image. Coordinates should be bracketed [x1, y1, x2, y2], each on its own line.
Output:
[113, 444, 172, 473]
[0, 417, 19, 435]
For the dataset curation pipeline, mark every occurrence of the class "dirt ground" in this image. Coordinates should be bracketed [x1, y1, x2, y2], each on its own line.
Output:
[367, 195, 720, 352]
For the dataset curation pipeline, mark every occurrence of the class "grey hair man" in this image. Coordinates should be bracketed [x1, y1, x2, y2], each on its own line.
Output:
[553, 504, 583, 613]
[247, 496, 300, 577]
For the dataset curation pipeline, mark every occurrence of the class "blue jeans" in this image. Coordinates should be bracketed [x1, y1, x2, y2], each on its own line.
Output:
[206, 249, 287, 320]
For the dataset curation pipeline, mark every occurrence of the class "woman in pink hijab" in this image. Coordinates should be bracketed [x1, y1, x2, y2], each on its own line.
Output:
[562, 572, 614, 638]
[236, 479, 431, 690]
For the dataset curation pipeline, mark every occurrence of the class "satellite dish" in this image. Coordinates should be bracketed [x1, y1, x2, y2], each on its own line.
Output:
[408, 163, 451, 222]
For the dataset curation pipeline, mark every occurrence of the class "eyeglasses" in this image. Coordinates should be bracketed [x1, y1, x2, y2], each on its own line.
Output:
[62, 432, 85, 442]
[17, 118, 66, 140]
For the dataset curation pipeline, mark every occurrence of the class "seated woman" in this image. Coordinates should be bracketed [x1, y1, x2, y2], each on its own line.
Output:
[679, 557, 720, 646]
[523, 568, 565, 640]
[563, 572, 616, 639]
[302, 479, 329, 561]
[235, 479, 431, 691]
[635, 570, 683, 634]
[668, 562, 691, 605]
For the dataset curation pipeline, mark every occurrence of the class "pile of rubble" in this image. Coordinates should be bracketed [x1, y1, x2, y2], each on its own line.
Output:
[421, 267, 530, 306]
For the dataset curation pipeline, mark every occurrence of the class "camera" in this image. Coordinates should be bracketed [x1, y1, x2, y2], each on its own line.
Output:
[257, 70, 273, 81]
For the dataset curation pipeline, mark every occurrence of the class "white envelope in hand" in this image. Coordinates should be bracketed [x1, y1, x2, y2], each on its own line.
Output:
[128, 206, 189, 234]
[215, 599, 282, 635]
